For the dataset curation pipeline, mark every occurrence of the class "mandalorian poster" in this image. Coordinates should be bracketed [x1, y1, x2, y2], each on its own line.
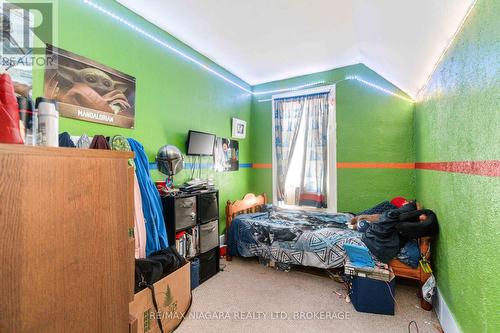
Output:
[44, 45, 136, 128]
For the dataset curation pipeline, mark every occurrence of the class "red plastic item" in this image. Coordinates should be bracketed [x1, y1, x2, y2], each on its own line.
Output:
[155, 181, 166, 191]
[0, 73, 23, 144]
[219, 245, 227, 258]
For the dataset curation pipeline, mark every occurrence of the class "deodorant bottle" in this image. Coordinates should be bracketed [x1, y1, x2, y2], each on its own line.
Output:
[36, 97, 59, 147]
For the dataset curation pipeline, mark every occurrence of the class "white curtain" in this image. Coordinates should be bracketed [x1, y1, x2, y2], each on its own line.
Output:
[273, 88, 335, 208]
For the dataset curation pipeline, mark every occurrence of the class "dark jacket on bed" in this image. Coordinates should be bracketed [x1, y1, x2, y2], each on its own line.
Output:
[361, 203, 438, 263]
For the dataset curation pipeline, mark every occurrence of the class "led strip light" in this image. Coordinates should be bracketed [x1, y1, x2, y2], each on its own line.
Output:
[416, 0, 478, 100]
[257, 76, 413, 102]
[84, 0, 413, 103]
[253, 81, 326, 96]
[346, 76, 414, 102]
[83, 0, 252, 94]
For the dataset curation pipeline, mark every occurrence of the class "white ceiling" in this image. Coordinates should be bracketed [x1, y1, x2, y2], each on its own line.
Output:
[117, 0, 475, 97]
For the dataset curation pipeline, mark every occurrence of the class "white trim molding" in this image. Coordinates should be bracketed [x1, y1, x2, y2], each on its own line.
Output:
[434, 287, 462, 333]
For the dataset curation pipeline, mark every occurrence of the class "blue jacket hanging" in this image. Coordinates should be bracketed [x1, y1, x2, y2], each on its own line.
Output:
[128, 138, 169, 255]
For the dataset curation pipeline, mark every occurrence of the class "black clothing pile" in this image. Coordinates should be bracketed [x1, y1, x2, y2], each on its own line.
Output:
[362, 203, 438, 263]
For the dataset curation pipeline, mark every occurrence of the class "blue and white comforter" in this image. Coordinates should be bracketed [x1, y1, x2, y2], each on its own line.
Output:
[227, 208, 365, 269]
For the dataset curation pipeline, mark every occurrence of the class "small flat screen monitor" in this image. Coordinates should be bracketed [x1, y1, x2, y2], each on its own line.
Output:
[187, 130, 216, 156]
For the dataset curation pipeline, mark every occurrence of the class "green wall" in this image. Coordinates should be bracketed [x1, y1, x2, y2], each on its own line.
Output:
[415, 0, 500, 331]
[251, 64, 416, 213]
[30, 0, 253, 232]
[27, 1, 417, 228]
[23, 5, 500, 330]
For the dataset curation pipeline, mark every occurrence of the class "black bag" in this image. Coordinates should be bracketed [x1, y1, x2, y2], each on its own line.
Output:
[134, 246, 187, 333]
[134, 259, 165, 333]
[134, 258, 163, 293]
[149, 246, 186, 276]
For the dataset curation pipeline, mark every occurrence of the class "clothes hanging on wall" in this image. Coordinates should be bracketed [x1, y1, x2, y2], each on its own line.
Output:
[89, 135, 110, 149]
[128, 138, 169, 255]
[76, 134, 91, 149]
[58, 132, 76, 148]
[133, 175, 147, 258]
[109, 135, 147, 259]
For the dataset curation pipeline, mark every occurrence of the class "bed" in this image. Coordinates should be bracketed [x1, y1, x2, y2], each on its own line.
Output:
[226, 193, 368, 270]
[225, 193, 433, 310]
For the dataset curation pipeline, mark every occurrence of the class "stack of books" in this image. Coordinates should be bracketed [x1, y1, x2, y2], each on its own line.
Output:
[186, 226, 199, 258]
[176, 232, 187, 258]
[344, 259, 394, 282]
[176, 226, 200, 259]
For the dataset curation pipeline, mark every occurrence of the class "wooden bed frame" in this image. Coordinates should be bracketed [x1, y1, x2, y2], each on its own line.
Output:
[225, 193, 268, 263]
[225, 193, 432, 310]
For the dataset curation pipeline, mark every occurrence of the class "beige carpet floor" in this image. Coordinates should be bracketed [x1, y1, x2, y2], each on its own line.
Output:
[177, 257, 440, 333]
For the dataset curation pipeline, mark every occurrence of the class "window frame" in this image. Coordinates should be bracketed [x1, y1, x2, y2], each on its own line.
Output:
[271, 85, 337, 212]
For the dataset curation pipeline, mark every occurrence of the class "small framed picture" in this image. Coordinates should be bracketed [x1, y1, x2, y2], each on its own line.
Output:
[232, 118, 247, 139]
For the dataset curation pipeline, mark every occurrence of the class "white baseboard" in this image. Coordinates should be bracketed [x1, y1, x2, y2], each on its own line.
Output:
[434, 287, 462, 333]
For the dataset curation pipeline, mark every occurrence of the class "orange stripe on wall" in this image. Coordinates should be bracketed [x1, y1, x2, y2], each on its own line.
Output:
[416, 161, 500, 177]
[253, 163, 273, 169]
[337, 162, 415, 169]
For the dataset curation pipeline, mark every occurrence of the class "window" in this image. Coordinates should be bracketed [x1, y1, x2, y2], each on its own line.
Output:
[272, 85, 337, 211]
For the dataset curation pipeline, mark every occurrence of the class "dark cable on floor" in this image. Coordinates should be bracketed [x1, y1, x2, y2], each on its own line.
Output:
[408, 320, 419, 333]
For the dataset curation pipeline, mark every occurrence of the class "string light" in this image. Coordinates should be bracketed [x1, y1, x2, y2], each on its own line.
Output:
[346, 76, 414, 102]
[84, 1, 413, 103]
[83, 0, 252, 94]
[258, 76, 413, 102]
[416, 0, 478, 100]
[253, 81, 326, 96]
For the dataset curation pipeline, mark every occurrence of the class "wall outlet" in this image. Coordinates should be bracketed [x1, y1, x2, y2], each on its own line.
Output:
[219, 234, 225, 246]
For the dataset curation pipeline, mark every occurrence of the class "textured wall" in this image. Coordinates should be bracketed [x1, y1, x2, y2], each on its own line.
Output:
[30, 0, 253, 231]
[251, 64, 416, 213]
[415, 0, 500, 331]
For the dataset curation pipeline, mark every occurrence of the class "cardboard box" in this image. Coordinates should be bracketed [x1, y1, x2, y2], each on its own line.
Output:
[129, 262, 191, 333]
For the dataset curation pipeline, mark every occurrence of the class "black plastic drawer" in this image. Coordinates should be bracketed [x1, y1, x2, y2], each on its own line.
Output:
[198, 192, 218, 223]
[199, 247, 218, 283]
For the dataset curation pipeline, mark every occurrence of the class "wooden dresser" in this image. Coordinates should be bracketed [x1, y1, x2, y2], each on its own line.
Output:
[0, 144, 135, 333]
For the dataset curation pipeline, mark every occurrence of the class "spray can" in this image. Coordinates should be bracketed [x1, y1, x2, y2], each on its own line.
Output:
[36, 97, 59, 147]
[17, 96, 37, 145]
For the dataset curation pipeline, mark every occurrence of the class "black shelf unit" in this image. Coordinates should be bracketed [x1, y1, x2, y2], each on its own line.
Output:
[161, 189, 220, 284]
